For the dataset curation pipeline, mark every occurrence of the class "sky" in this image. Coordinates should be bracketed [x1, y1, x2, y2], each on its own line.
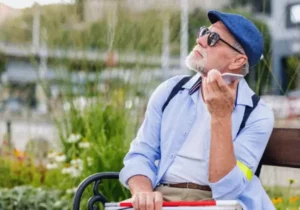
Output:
[0, 0, 73, 9]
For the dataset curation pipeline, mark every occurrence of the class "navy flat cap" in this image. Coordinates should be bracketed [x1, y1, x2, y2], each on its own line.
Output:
[208, 10, 263, 67]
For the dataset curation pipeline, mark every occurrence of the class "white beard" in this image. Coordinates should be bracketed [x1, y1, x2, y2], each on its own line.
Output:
[185, 48, 207, 75]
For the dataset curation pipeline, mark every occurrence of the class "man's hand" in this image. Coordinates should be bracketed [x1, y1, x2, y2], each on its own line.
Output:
[203, 70, 238, 182]
[127, 176, 163, 210]
[131, 192, 163, 210]
[202, 69, 239, 119]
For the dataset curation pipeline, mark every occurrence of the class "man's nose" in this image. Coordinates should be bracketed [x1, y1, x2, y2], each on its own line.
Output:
[196, 35, 208, 48]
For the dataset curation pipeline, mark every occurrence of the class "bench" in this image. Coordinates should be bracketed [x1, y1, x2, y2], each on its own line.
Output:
[73, 128, 300, 210]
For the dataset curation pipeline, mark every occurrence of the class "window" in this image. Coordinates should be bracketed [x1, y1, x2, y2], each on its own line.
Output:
[286, 3, 300, 28]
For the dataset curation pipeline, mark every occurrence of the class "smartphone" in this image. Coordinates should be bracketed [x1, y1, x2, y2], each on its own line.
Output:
[222, 73, 244, 84]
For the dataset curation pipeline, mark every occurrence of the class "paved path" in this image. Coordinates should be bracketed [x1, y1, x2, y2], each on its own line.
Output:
[260, 166, 300, 189]
[0, 118, 59, 151]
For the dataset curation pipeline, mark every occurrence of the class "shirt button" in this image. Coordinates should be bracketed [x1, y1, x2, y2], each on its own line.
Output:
[171, 154, 175, 158]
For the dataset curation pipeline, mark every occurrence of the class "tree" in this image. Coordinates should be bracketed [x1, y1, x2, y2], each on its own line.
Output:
[228, 0, 271, 14]
[229, 0, 251, 7]
[75, 0, 84, 21]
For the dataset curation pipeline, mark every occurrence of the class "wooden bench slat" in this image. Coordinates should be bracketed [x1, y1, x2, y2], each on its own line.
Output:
[261, 128, 300, 168]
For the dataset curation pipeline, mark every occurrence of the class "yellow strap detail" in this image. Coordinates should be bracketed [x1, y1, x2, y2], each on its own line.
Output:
[237, 161, 253, 181]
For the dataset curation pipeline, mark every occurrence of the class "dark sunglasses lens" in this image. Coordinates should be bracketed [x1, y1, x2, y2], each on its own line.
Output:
[208, 33, 220, 46]
[199, 27, 209, 37]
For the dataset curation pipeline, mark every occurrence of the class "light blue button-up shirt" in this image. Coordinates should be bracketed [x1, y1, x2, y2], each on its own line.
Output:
[120, 73, 275, 210]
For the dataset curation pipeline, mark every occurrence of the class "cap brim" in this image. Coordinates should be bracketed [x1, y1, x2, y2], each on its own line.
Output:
[208, 10, 222, 24]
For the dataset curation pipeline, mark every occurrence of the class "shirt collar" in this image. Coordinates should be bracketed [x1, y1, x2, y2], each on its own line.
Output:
[182, 73, 255, 107]
[235, 78, 255, 107]
[182, 73, 201, 90]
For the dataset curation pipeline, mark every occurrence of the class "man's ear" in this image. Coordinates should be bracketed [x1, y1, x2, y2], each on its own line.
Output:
[229, 55, 247, 71]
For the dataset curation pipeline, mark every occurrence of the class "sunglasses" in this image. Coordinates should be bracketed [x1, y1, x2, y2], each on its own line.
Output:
[198, 26, 244, 55]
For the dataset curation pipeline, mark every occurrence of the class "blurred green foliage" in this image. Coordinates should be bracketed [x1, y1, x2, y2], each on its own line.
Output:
[286, 57, 300, 91]
[0, 150, 46, 188]
[0, 86, 133, 208]
[0, 186, 70, 210]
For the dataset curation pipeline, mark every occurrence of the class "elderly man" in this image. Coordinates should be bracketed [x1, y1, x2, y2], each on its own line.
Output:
[119, 10, 275, 210]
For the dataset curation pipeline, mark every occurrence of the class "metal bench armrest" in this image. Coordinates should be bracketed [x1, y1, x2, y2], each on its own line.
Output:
[73, 172, 120, 210]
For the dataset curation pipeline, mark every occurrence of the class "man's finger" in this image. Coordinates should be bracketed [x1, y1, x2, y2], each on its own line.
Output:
[139, 193, 147, 210]
[207, 70, 223, 93]
[206, 80, 215, 97]
[216, 76, 230, 92]
[204, 77, 210, 93]
[154, 192, 163, 210]
[211, 80, 221, 92]
[132, 194, 139, 210]
[146, 193, 154, 210]
[207, 73, 216, 92]
[202, 77, 209, 103]
[208, 69, 222, 82]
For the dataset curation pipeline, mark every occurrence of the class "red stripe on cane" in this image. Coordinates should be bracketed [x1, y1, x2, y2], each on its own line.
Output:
[120, 201, 217, 207]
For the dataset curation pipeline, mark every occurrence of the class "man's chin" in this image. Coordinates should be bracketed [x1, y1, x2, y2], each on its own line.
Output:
[186, 63, 205, 74]
[185, 56, 206, 75]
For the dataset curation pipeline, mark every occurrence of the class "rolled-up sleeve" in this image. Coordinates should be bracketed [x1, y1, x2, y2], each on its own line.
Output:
[209, 102, 275, 199]
[119, 76, 185, 189]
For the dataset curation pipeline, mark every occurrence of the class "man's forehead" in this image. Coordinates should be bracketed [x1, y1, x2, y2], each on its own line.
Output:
[209, 21, 228, 32]
[209, 21, 235, 41]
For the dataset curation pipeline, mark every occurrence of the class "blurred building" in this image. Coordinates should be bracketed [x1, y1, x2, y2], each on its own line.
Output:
[0, 3, 21, 25]
[84, 0, 230, 22]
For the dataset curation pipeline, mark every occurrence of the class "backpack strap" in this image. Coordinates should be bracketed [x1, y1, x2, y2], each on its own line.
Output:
[237, 94, 260, 136]
[255, 156, 263, 177]
[161, 76, 192, 113]
[236, 94, 262, 177]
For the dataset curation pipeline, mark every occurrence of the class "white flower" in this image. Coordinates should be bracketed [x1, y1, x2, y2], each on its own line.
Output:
[47, 151, 57, 159]
[71, 158, 83, 166]
[71, 158, 83, 170]
[66, 187, 77, 194]
[87, 157, 93, 166]
[61, 166, 82, 177]
[66, 133, 81, 143]
[54, 201, 62, 207]
[69, 167, 82, 178]
[55, 154, 66, 162]
[78, 142, 90, 149]
[61, 167, 72, 174]
[125, 100, 133, 109]
[46, 163, 58, 169]
[60, 159, 84, 177]
[66, 189, 72, 194]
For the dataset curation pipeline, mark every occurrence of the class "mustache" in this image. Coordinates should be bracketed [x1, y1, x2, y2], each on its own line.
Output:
[192, 46, 206, 57]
